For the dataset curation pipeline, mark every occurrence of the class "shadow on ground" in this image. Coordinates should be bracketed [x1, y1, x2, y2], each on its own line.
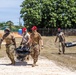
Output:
[0, 61, 32, 66]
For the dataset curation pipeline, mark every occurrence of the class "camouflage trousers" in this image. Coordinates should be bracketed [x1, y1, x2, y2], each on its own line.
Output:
[30, 44, 40, 66]
[6, 44, 15, 65]
[58, 41, 65, 54]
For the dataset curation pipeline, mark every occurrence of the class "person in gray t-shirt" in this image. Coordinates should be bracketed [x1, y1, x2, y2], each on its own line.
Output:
[20, 28, 30, 47]
[20, 28, 30, 60]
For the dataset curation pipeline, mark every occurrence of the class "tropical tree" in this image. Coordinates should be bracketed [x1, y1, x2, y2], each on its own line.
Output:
[55, 0, 76, 28]
[20, 0, 41, 28]
[6, 21, 14, 30]
[0, 22, 6, 27]
[0, 22, 6, 30]
[20, 0, 76, 28]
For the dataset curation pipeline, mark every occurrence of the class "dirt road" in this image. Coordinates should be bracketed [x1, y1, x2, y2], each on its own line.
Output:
[0, 56, 76, 75]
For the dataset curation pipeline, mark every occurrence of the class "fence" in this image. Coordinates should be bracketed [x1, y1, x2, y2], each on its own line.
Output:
[37, 28, 76, 36]
[1, 28, 76, 36]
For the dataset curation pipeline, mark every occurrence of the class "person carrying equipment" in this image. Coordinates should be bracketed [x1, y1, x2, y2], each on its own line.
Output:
[20, 27, 30, 47]
[18, 27, 30, 61]
[55, 28, 65, 54]
[30, 26, 43, 67]
[0, 28, 16, 65]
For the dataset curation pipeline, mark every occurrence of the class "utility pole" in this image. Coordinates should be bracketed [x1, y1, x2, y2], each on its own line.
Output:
[19, 16, 22, 26]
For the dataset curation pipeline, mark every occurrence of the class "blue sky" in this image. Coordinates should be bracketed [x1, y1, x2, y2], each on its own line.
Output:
[0, 0, 23, 25]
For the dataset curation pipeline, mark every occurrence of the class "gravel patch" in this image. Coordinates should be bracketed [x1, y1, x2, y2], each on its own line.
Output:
[0, 56, 76, 75]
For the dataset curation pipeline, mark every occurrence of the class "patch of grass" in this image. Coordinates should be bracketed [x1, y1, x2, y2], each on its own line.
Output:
[41, 36, 76, 71]
[0, 36, 76, 71]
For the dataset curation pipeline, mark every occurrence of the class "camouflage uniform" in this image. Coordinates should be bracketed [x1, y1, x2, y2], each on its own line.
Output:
[2, 33, 15, 65]
[30, 32, 42, 67]
[6, 44, 15, 64]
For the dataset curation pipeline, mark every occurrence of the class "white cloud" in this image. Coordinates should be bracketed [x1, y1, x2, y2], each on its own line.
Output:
[0, 0, 23, 25]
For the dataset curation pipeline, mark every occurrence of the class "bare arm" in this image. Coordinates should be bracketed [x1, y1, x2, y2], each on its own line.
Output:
[27, 37, 30, 45]
[11, 36, 16, 48]
[29, 34, 33, 46]
[39, 39, 43, 47]
[20, 33, 24, 45]
[38, 34, 43, 49]
[55, 36, 58, 43]
[62, 33, 65, 42]
[20, 38, 23, 45]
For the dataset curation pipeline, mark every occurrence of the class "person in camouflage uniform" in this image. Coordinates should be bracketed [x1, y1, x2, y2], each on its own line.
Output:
[55, 28, 65, 54]
[0, 28, 16, 65]
[30, 26, 43, 67]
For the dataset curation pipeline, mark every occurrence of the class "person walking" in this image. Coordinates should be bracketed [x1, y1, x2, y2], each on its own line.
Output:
[0, 28, 16, 65]
[20, 27, 30, 61]
[30, 26, 43, 67]
[55, 28, 65, 54]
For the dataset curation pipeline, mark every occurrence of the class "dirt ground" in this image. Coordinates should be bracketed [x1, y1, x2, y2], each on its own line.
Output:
[41, 36, 76, 71]
[0, 35, 76, 74]
[0, 56, 76, 75]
